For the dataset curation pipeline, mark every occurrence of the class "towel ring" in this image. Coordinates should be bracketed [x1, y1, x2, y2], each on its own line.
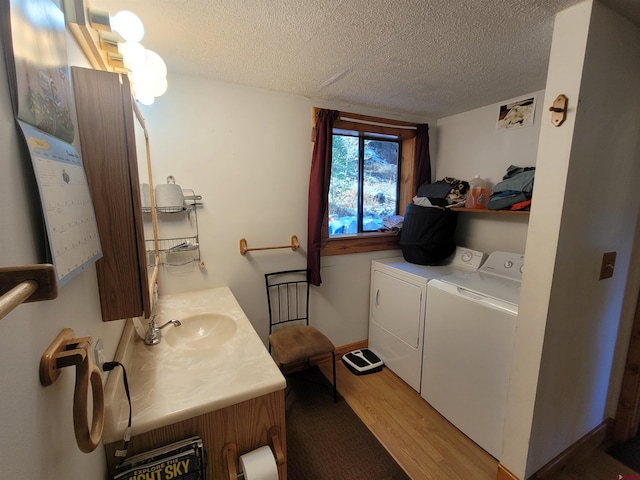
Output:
[73, 349, 104, 452]
[40, 329, 104, 453]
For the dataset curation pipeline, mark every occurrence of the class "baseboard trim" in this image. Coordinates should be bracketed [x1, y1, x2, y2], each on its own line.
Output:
[529, 418, 613, 479]
[312, 339, 368, 365]
[497, 464, 519, 480]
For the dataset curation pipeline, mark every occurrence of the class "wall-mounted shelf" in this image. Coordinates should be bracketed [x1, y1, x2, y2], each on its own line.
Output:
[146, 236, 200, 268]
[156, 204, 198, 215]
[144, 191, 202, 269]
[151, 236, 199, 253]
[451, 207, 529, 216]
[144, 204, 200, 215]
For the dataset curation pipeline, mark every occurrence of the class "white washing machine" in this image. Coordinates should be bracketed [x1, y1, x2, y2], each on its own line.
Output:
[421, 251, 524, 459]
[368, 247, 485, 392]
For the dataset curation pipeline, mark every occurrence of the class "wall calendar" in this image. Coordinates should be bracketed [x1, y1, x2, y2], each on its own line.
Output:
[18, 121, 102, 285]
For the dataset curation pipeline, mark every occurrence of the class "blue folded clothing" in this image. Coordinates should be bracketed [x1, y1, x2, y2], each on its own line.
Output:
[486, 191, 529, 210]
[486, 165, 535, 210]
[492, 166, 535, 194]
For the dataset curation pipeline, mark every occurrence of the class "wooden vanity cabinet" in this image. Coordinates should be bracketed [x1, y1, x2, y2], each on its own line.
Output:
[104, 390, 287, 480]
[71, 67, 151, 321]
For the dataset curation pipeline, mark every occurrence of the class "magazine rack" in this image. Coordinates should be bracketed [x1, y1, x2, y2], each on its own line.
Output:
[114, 436, 206, 479]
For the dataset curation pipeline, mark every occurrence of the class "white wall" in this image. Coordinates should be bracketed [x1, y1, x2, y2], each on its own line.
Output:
[435, 91, 543, 186]
[502, 2, 640, 477]
[0, 30, 125, 480]
[434, 91, 543, 255]
[5, 2, 636, 478]
[138, 73, 431, 346]
[138, 72, 542, 346]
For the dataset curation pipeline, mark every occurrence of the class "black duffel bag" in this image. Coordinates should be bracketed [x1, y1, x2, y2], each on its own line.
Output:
[399, 204, 458, 265]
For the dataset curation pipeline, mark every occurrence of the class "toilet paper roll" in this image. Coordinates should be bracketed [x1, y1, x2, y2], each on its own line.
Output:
[239, 445, 278, 480]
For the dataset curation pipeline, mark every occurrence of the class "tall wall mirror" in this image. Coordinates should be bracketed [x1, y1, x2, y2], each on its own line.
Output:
[132, 102, 160, 307]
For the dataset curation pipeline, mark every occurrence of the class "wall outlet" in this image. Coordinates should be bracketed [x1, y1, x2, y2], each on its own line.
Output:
[93, 339, 105, 370]
[599, 252, 616, 280]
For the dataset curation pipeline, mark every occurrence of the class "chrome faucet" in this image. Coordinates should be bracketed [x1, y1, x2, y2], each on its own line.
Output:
[144, 315, 182, 345]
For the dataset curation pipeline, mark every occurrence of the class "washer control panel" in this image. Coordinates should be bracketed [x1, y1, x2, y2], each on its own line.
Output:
[451, 247, 486, 270]
[479, 251, 525, 281]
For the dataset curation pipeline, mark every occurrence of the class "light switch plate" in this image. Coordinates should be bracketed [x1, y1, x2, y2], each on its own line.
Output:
[599, 252, 616, 280]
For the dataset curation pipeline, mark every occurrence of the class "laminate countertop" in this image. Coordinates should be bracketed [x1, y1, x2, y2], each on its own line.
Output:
[102, 287, 286, 444]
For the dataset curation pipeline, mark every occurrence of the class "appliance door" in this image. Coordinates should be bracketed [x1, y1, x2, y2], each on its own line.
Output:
[369, 268, 425, 391]
[421, 280, 517, 459]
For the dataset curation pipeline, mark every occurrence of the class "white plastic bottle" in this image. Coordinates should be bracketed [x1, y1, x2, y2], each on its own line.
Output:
[465, 176, 490, 209]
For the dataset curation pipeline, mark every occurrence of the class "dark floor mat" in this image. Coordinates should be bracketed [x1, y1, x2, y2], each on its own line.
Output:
[285, 367, 410, 480]
[607, 433, 640, 473]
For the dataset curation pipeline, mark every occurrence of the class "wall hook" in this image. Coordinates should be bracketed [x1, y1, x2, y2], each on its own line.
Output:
[549, 94, 568, 126]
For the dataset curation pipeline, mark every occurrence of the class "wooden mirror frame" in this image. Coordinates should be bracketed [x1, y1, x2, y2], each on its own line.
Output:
[132, 102, 160, 308]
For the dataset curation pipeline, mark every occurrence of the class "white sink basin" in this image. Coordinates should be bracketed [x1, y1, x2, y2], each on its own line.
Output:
[163, 313, 237, 349]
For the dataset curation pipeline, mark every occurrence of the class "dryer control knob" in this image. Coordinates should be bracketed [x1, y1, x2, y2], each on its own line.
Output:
[462, 252, 472, 262]
[504, 260, 514, 268]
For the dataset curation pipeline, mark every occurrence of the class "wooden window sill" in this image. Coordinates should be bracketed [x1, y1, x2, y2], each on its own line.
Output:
[321, 232, 401, 256]
[320, 209, 528, 256]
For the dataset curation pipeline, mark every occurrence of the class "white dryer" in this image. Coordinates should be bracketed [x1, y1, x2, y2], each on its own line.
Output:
[368, 247, 485, 392]
[421, 251, 524, 459]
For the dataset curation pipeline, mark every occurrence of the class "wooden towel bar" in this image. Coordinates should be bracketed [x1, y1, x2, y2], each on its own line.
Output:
[239, 235, 299, 255]
[0, 264, 58, 321]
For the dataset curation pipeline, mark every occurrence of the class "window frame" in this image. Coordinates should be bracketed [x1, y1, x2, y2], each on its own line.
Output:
[330, 132, 402, 235]
[312, 108, 418, 256]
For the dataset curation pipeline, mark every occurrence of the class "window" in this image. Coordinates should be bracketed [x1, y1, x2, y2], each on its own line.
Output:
[313, 109, 420, 256]
[329, 132, 400, 236]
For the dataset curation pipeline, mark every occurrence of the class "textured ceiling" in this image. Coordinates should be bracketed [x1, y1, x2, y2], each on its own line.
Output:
[88, 0, 640, 119]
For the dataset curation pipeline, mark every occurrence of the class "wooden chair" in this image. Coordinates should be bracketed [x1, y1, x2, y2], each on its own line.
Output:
[265, 269, 337, 402]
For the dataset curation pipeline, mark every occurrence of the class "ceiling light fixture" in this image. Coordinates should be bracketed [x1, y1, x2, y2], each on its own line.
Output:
[65, 0, 167, 106]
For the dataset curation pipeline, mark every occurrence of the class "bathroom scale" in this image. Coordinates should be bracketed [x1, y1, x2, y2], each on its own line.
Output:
[342, 348, 384, 375]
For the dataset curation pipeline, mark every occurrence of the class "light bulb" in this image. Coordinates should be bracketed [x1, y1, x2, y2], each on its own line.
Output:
[130, 68, 165, 99]
[148, 76, 168, 97]
[129, 65, 153, 92]
[135, 90, 155, 105]
[110, 10, 144, 43]
[129, 50, 168, 100]
[144, 50, 167, 78]
[118, 41, 147, 69]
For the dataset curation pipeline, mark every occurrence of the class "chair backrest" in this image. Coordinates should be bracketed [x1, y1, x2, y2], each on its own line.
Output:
[265, 269, 310, 334]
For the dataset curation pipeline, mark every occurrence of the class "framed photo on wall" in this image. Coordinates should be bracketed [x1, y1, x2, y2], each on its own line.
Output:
[497, 96, 536, 130]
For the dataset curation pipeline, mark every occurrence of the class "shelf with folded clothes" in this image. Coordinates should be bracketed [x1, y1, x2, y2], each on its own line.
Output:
[415, 169, 533, 216]
[451, 207, 530, 215]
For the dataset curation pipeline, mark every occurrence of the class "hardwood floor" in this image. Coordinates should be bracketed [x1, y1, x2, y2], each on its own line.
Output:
[318, 361, 639, 480]
[319, 361, 497, 480]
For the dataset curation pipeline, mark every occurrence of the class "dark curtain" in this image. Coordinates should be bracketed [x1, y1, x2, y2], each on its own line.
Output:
[307, 109, 339, 286]
[414, 124, 432, 193]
